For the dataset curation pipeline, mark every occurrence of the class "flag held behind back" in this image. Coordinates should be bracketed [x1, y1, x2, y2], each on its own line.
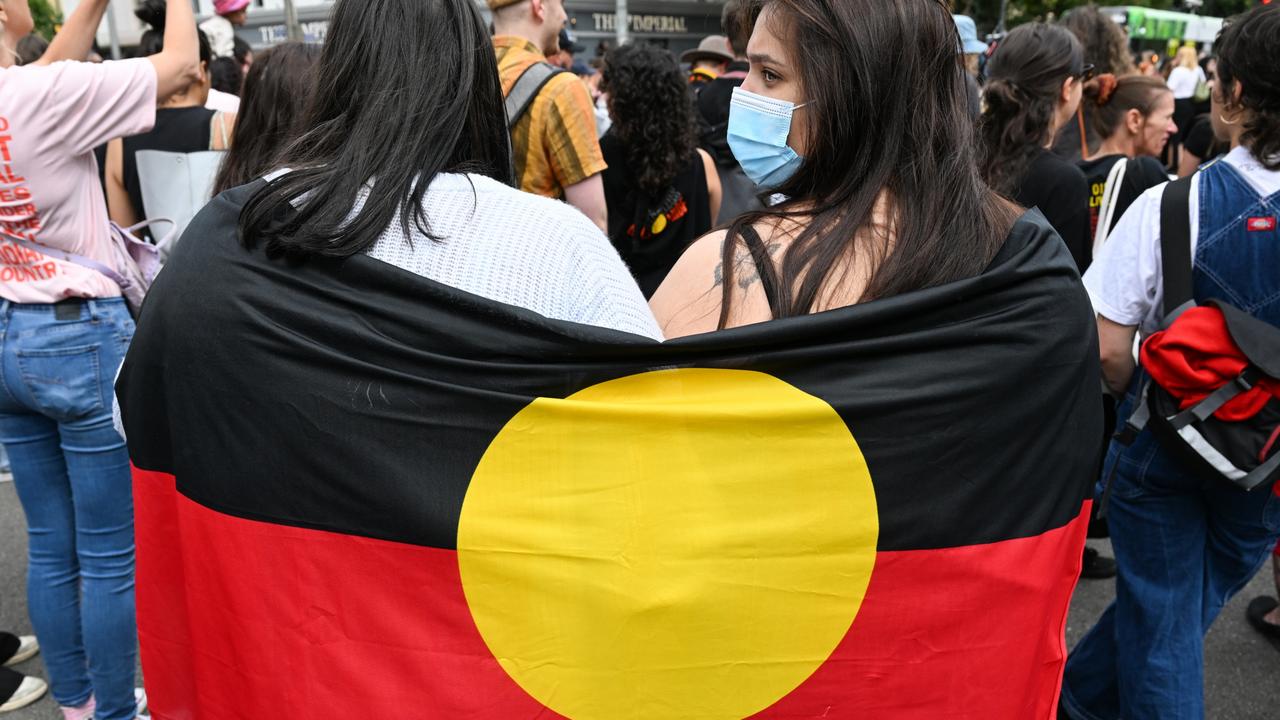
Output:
[120, 180, 1101, 719]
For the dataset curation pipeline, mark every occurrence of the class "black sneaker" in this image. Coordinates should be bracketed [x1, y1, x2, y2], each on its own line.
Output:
[1080, 547, 1117, 579]
[1246, 596, 1280, 641]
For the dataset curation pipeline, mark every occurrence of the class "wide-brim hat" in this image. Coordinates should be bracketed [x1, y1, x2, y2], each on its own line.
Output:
[681, 35, 734, 65]
[214, 0, 250, 15]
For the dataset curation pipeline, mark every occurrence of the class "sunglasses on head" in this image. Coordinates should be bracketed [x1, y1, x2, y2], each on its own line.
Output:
[1075, 63, 1096, 82]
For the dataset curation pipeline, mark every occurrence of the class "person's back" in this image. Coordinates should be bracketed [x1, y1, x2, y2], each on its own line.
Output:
[488, 0, 607, 231]
[1064, 7, 1280, 718]
[978, 23, 1092, 273]
[365, 173, 659, 335]
[121, 106, 221, 219]
[597, 44, 717, 298]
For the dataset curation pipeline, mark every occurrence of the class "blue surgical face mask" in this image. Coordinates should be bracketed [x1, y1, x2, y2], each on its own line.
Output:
[727, 86, 810, 189]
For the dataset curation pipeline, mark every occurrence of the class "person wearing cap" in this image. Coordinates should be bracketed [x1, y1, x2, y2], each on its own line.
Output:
[682, 35, 733, 92]
[200, 0, 248, 59]
[490, 0, 608, 231]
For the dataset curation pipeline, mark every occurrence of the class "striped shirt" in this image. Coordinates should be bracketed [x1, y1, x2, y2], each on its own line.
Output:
[494, 36, 607, 199]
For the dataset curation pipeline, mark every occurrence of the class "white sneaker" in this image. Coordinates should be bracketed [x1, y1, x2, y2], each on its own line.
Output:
[2, 637, 38, 668]
[135, 688, 147, 714]
[0, 675, 48, 712]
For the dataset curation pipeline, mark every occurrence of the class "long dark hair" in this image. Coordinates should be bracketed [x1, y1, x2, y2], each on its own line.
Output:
[600, 44, 697, 199]
[238, 0, 513, 257]
[978, 23, 1083, 195]
[136, 0, 212, 64]
[213, 42, 320, 195]
[718, 0, 1020, 328]
[1215, 4, 1280, 171]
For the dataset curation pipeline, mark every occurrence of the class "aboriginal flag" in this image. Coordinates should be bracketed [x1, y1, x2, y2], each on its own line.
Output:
[119, 181, 1101, 720]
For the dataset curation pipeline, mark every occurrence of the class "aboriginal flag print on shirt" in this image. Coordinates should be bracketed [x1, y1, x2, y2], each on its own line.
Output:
[119, 181, 1101, 720]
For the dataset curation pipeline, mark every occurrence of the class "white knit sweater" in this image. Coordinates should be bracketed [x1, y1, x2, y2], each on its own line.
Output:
[364, 174, 663, 341]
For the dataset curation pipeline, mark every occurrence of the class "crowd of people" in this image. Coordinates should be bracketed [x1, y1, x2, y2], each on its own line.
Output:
[0, 0, 1278, 717]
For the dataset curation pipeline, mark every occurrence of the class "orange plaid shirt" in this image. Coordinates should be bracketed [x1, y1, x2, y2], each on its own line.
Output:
[494, 36, 607, 199]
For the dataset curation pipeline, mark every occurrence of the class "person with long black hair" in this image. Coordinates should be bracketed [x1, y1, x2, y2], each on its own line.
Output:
[650, 0, 1026, 336]
[979, 23, 1093, 275]
[232, 0, 660, 331]
[1063, 5, 1280, 717]
[213, 42, 320, 195]
[599, 43, 720, 298]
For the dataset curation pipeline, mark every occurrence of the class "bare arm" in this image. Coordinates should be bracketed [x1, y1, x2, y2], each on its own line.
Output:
[563, 173, 608, 233]
[105, 138, 139, 228]
[147, 0, 203, 101]
[1098, 315, 1139, 395]
[33, 0, 109, 65]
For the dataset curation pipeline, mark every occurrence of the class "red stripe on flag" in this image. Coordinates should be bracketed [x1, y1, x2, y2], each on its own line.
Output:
[136, 467, 1086, 719]
[133, 467, 559, 719]
[755, 505, 1088, 719]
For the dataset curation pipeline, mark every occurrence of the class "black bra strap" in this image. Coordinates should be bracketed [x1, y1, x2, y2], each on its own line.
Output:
[737, 225, 786, 319]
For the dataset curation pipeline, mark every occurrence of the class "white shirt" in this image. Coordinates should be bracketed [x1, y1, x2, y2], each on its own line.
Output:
[205, 88, 241, 114]
[1083, 146, 1280, 335]
[1167, 65, 1206, 100]
[199, 15, 237, 59]
[364, 173, 663, 341]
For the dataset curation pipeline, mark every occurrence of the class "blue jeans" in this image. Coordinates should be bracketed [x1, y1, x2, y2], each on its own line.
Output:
[1061, 384, 1280, 720]
[0, 299, 138, 720]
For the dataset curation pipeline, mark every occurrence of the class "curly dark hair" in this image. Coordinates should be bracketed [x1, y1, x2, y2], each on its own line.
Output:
[978, 23, 1083, 196]
[1060, 4, 1135, 77]
[600, 43, 697, 200]
[1215, 4, 1280, 171]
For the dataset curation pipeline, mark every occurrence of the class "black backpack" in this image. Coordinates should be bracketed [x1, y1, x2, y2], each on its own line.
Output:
[1116, 175, 1280, 492]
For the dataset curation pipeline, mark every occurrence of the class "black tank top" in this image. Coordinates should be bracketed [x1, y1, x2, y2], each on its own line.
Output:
[122, 106, 218, 223]
[600, 133, 712, 298]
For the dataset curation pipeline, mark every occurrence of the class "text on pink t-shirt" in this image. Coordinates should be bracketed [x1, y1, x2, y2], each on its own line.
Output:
[0, 58, 157, 303]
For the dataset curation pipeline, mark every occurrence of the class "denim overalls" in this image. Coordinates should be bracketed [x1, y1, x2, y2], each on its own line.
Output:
[1062, 160, 1280, 719]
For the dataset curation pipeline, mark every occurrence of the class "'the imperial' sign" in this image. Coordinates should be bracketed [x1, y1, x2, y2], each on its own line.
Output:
[591, 12, 690, 33]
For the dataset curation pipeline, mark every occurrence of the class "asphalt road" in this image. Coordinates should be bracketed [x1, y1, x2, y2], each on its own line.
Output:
[1, 478, 1277, 719]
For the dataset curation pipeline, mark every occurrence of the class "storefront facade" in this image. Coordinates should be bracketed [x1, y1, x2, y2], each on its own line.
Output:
[226, 1, 727, 55]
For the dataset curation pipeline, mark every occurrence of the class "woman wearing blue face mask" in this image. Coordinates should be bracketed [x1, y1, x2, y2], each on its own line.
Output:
[650, 0, 1027, 336]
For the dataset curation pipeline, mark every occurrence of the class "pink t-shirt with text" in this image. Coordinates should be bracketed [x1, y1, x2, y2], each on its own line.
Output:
[0, 58, 157, 303]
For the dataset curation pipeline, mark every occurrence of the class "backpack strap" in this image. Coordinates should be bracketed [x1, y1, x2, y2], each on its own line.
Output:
[505, 62, 565, 131]
[1092, 158, 1131, 258]
[1159, 175, 1196, 323]
[737, 225, 785, 320]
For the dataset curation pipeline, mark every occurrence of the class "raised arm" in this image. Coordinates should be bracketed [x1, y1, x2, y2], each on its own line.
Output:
[34, 0, 109, 65]
[146, 0, 203, 100]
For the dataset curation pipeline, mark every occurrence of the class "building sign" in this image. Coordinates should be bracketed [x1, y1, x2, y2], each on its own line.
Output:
[251, 19, 330, 45]
[591, 13, 689, 34]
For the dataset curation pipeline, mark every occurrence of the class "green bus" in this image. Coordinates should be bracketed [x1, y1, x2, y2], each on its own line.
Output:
[1101, 6, 1225, 47]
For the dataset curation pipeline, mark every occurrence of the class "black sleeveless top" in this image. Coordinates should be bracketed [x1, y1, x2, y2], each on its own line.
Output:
[600, 132, 712, 298]
[122, 106, 218, 223]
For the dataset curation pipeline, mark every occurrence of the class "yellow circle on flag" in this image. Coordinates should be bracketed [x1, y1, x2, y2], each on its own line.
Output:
[457, 368, 878, 720]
